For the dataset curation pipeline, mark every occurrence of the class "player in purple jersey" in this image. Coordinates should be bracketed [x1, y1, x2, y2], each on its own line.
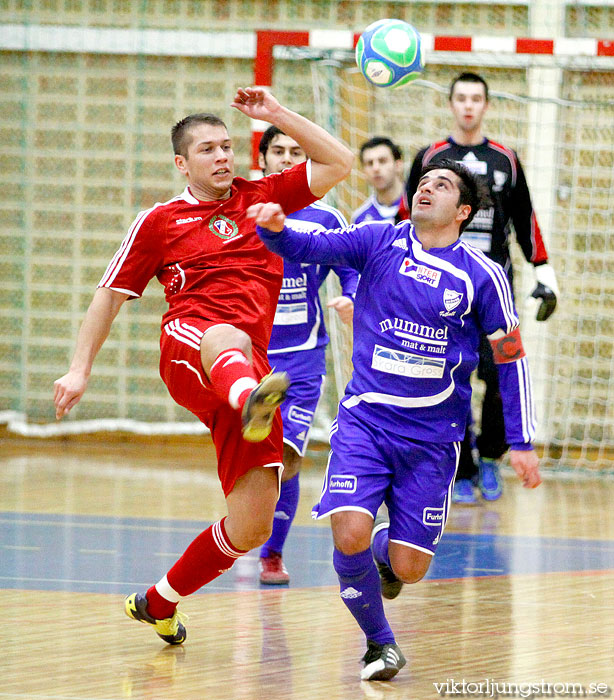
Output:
[407, 72, 559, 504]
[248, 159, 542, 681]
[352, 137, 405, 225]
[257, 126, 359, 584]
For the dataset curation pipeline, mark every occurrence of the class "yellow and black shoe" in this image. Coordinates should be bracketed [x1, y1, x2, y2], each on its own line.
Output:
[124, 592, 187, 645]
[241, 371, 289, 443]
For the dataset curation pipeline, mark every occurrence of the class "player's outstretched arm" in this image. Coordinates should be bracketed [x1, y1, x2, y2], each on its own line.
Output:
[53, 287, 129, 419]
[232, 87, 353, 197]
[509, 449, 541, 489]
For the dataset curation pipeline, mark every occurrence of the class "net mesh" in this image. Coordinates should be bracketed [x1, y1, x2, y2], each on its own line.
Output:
[1, 49, 252, 432]
[2, 2, 614, 473]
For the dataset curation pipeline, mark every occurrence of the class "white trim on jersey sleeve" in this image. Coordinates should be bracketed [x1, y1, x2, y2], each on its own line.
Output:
[98, 207, 151, 289]
[98, 193, 183, 293]
[306, 158, 312, 188]
[104, 286, 140, 297]
[516, 355, 537, 442]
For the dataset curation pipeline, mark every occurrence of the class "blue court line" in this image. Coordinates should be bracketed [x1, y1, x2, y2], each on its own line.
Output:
[1, 511, 614, 594]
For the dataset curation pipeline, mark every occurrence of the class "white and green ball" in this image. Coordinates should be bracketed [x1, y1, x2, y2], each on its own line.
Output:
[356, 19, 424, 88]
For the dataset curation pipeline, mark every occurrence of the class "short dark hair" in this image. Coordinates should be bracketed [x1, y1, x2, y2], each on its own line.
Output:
[359, 136, 403, 164]
[449, 72, 489, 102]
[258, 125, 285, 160]
[419, 158, 491, 233]
[171, 113, 227, 157]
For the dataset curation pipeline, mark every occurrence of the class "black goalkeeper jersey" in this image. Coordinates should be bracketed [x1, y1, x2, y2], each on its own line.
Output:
[406, 137, 548, 275]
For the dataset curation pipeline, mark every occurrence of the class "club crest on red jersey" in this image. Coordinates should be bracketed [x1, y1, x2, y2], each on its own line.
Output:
[209, 214, 239, 240]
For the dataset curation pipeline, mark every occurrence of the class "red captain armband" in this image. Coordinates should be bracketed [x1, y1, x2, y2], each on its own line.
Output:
[489, 328, 526, 364]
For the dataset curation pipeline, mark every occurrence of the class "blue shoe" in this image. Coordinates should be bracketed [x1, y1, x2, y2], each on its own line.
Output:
[478, 459, 503, 501]
[452, 478, 478, 504]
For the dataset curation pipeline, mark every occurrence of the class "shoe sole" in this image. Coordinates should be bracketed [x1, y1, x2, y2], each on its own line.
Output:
[452, 496, 479, 505]
[361, 657, 406, 681]
[242, 373, 289, 443]
[260, 576, 290, 585]
[479, 480, 503, 501]
[259, 558, 290, 585]
[362, 665, 403, 681]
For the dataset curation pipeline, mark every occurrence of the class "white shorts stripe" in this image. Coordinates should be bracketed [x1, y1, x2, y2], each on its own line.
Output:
[170, 319, 203, 345]
[170, 359, 205, 387]
[179, 321, 204, 339]
[311, 504, 374, 521]
[164, 324, 201, 351]
[388, 538, 435, 557]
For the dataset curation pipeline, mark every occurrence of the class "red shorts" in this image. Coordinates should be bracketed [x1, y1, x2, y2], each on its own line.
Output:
[159, 317, 283, 496]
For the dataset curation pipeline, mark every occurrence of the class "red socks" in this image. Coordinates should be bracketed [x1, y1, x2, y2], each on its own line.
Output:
[146, 518, 246, 620]
[208, 348, 258, 410]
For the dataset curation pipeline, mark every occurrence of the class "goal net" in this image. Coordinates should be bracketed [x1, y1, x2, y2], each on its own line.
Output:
[299, 47, 614, 474]
[1, 18, 613, 475]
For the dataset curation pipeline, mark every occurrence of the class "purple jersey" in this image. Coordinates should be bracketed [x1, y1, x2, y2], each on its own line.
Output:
[258, 219, 535, 448]
[267, 202, 359, 378]
[352, 194, 402, 225]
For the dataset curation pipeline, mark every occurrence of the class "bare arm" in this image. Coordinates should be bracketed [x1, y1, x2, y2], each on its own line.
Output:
[232, 87, 353, 198]
[53, 287, 130, 419]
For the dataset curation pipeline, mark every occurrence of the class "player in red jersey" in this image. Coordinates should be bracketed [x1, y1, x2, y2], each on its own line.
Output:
[53, 86, 353, 644]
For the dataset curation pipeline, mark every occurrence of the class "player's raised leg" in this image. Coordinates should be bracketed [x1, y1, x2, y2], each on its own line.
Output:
[200, 324, 288, 443]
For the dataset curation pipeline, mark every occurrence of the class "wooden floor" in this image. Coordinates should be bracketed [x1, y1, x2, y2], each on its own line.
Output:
[1, 436, 613, 700]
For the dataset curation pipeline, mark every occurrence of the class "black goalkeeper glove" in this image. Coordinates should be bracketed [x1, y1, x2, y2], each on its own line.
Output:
[530, 263, 559, 322]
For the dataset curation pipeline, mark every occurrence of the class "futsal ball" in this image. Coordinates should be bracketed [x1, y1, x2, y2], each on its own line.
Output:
[356, 19, 424, 89]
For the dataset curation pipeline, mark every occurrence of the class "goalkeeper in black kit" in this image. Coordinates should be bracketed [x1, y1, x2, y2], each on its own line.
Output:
[406, 72, 559, 504]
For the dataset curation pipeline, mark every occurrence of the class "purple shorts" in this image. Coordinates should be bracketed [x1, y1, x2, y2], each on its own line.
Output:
[279, 374, 325, 456]
[312, 404, 460, 555]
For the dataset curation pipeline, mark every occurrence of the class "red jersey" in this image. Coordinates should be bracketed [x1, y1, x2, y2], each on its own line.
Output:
[99, 162, 316, 352]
